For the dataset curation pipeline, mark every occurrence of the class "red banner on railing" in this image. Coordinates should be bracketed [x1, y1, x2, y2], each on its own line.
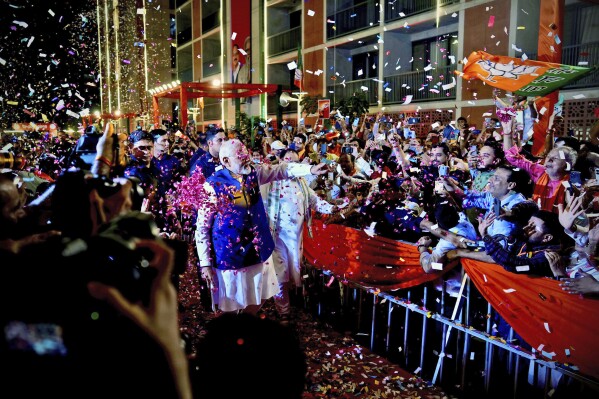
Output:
[462, 259, 599, 380]
[302, 219, 454, 291]
[303, 220, 599, 379]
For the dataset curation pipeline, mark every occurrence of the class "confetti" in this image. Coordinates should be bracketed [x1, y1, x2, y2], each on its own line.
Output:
[402, 95, 413, 105]
[307, 9, 315, 17]
[488, 15, 495, 27]
[503, 288, 516, 293]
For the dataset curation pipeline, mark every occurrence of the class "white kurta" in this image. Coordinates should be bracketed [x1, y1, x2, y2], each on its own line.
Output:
[195, 162, 316, 312]
[261, 177, 334, 288]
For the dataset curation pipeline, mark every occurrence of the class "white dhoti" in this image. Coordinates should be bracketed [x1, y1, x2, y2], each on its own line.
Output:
[213, 256, 279, 313]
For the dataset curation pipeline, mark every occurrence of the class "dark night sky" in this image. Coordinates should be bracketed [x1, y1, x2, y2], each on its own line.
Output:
[0, 0, 99, 130]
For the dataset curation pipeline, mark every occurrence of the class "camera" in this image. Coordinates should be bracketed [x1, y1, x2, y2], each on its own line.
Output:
[0, 151, 26, 170]
[68, 125, 103, 170]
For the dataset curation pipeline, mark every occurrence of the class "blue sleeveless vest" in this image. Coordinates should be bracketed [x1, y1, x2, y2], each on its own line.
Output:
[207, 168, 275, 270]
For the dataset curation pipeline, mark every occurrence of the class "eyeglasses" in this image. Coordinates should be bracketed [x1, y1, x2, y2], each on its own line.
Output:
[136, 145, 154, 151]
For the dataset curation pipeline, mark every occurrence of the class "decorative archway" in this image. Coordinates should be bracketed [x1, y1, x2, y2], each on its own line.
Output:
[151, 82, 279, 129]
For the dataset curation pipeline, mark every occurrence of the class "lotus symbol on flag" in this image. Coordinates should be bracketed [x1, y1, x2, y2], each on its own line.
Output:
[476, 60, 541, 83]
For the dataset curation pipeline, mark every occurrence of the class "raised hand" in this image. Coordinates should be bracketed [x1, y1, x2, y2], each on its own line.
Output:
[544, 251, 566, 278]
[478, 211, 496, 238]
[557, 194, 585, 230]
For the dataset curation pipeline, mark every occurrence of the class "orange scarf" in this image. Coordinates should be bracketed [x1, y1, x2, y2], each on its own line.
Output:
[532, 172, 568, 213]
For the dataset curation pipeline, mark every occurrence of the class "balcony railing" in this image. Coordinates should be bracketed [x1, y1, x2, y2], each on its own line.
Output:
[385, 0, 460, 23]
[326, 78, 379, 105]
[268, 27, 301, 58]
[382, 64, 457, 104]
[202, 58, 221, 78]
[528, 41, 599, 90]
[327, 0, 379, 40]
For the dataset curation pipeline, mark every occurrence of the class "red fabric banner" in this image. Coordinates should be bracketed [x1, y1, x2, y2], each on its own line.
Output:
[302, 219, 455, 291]
[462, 259, 599, 380]
[303, 220, 599, 379]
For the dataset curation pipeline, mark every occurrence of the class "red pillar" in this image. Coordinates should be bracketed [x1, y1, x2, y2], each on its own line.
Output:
[153, 95, 160, 129]
[532, 0, 564, 156]
[180, 83, 188, 131]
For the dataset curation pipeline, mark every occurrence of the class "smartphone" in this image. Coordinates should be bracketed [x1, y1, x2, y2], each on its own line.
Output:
[570, 170, 582, 187]
[319, 143, 327, 155]
[341, 146, 353, 154]
[438, 165, 449, 177]
[516, 110, 524, 125]
[434, 180, 445, 194]
[469, 145, 478, 155]
[594, 167, 599, 181]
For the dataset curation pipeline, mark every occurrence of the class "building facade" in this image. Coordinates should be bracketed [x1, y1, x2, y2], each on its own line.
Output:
[171, 0, 598, 137]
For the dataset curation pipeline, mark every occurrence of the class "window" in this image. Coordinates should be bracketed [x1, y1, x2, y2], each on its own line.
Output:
[412, 33, 458, 71]
[352, 51, 378, 80]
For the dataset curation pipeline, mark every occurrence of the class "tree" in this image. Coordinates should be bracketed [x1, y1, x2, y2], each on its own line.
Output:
[335, 92, 370, 126]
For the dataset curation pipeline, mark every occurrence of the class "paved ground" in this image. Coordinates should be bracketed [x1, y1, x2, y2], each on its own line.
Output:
[178, 268, 453, 399]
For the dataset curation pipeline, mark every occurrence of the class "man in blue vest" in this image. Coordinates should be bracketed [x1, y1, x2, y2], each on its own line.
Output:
[189, 128, 226, 178]
[195, 139, 328, 314]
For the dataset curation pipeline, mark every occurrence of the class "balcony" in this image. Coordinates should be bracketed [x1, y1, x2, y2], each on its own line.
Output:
[385, 0, 460, 23]
[327, 0, 379, 40]
[326, 78, 379, 105]
[382, 64, 457, 104]
[268, 27, 301, 58]
[528, 41, 599, 90]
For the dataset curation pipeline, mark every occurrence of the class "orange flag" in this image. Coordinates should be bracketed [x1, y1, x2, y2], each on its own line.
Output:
[456, 51, 591, 97]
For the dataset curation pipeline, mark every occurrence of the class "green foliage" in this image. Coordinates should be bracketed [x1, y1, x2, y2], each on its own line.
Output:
[335, 92, 370, 125]
[299, 94, 323, 116]
[237, 113, 266, 148]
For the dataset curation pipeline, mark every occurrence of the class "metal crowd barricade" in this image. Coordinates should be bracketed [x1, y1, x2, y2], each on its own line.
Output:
[299, 259, 599, 399]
